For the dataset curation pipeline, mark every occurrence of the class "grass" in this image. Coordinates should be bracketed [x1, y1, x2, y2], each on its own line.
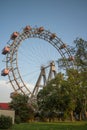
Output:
[9, 121, 87, 130]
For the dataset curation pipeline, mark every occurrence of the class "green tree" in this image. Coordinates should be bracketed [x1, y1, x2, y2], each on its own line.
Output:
[37, 38, 87, 121]
[37, 73, 74, 121]
[37, 69, 87, 121]
[66, 69, 81, 120]
[58, 38, 87, 120]
[74, 38, 87, 71]
[9, 94, 34, 123]
[67, 68, 87, 120]
[75, 74, 87, 120]
[37, 73, 60, 120]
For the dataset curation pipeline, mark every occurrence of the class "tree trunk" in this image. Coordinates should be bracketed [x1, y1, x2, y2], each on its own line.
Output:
[70, 111, 74, 121]
[84, 111, 87, 119]
[79, 112, 82, 121]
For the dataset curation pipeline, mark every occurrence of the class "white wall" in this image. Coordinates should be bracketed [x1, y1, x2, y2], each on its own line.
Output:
[0, 110, 15, 124]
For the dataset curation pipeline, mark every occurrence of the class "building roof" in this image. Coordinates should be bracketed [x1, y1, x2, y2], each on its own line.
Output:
[0, 103, 10, 110]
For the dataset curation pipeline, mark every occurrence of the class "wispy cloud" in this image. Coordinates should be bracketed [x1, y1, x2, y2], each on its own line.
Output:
[0, 80, 35, 102]
[0, 80, 13, 102]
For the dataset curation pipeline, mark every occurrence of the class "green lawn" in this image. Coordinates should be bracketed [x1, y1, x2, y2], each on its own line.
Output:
[10, 122, 87, 130]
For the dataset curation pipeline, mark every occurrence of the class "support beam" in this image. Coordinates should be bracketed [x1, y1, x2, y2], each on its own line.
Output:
[48, 61, 56, 81]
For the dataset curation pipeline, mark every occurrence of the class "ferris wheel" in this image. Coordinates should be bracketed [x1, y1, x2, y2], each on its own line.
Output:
[1, 25, 74, 100]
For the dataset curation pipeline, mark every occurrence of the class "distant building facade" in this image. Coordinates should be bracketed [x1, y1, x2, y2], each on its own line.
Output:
[0, 103, 10, 110]
[0, 103, 15, 124]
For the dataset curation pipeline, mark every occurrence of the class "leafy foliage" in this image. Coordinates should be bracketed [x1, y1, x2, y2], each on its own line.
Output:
[0, 115, 12, 129]
[74, 38, 87, 71]
[9, 94, 34, 123]
[37, 58, 87, 121]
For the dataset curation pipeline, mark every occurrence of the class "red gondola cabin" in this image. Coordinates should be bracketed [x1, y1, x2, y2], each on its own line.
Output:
[59, 44, 66, 49]
[68, 56, 74, 61]
[38, 27, 44, 32]
[10, 92, 18, 98]
[1, 69, 9, 76]
[50, 33, 56, 40]
[2, 46, 10, 55]
[11, 32, 19, 40]
[23, 26, 31, 32]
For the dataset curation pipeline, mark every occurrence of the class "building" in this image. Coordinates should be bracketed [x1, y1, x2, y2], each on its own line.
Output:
[0, 103, 10, 110]
[0, 103, 15, 124]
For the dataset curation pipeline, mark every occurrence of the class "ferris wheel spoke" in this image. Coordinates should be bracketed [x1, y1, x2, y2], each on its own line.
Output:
[1, 25, 75, 101]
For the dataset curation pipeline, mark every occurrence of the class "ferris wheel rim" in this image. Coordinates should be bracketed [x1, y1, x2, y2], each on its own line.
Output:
[4, 26, 74, 97]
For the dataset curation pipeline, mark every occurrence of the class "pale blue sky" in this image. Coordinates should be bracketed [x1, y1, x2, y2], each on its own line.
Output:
[0, 0, 87, 45]
[0, 0, 87, 102]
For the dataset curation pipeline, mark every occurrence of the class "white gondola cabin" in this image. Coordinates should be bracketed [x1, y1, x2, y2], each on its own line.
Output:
[2, 46, 10, 55]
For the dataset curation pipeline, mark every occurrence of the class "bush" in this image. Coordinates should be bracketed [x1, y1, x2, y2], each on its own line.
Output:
[0, 115, 12, 129]
[15, 115, 21, 124]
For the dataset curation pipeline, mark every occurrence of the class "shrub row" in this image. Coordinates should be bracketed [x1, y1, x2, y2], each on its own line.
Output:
[0, 115, 12, 129]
